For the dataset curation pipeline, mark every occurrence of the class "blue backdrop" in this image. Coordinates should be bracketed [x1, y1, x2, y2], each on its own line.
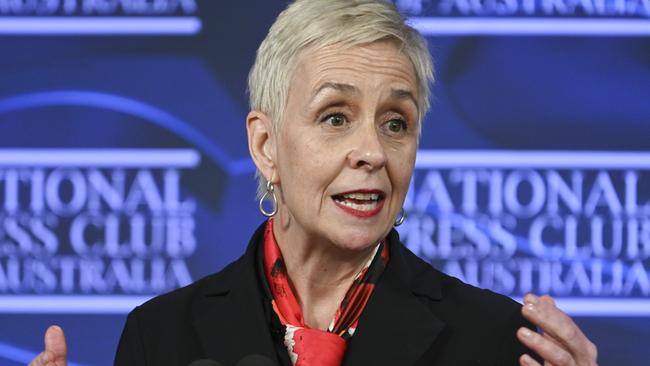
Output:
[0, 1, 648, 364]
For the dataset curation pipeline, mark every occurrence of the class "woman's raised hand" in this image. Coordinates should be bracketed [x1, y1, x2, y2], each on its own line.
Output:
[517, 294, 598, 366]
[29, 325, 68, 366]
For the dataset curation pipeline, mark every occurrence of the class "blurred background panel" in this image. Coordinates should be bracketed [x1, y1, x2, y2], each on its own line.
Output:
[0, 1, 648, 364]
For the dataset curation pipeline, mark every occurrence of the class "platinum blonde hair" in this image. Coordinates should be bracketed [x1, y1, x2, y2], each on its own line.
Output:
[248, 0, 434, 199]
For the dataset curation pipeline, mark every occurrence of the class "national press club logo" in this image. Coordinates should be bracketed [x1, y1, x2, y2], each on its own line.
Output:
[395, 0, 650, 18]
[399, 150, 650, 315]
[0, 90, 227, 313]
[394, 0, 650, 36]
[0, 149, 197, 292]
[0, 0, 201, 36]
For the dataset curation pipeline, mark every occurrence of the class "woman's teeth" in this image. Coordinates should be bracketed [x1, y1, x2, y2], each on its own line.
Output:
[338, 199, 379, 211]
[342, 192, 379, 201]
[333, 192, 382, 211]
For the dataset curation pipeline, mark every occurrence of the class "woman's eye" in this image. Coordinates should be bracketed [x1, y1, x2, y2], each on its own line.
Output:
[386, 119, 407, 133]
[322, 113, 347, 127]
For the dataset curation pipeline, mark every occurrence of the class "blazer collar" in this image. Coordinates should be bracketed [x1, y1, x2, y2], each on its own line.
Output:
[342, 229, 446, 366]
[192, 224, 446, 366]
[192, 223, 280, 366]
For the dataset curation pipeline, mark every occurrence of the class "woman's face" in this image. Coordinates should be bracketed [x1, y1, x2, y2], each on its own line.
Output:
[273, 41, 419, 252]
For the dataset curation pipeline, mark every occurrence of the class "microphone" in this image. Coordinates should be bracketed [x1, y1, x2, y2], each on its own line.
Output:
[235, 354, 278, 366]
[188, 360, 224, 366]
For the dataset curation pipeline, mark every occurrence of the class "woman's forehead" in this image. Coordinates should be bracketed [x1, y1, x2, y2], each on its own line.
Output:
[292, 42, 418, 96]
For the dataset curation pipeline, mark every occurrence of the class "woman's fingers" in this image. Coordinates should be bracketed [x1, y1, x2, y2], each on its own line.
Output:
[44, 325, 68, 364]
[28, 351, 52, 366]
[523, 294, 583, 349]
[29, 325, 68, 366]
[517, 326, 575, 365]
[521, 294, 598, 366]
[519, 353, 543, 366]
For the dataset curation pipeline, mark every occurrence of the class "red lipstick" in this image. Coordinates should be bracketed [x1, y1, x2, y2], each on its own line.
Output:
[332, 189, 385, 218]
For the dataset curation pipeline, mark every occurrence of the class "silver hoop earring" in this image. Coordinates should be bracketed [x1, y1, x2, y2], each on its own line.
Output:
[259, 180, 277, 217]
[394, 208, 405, 226]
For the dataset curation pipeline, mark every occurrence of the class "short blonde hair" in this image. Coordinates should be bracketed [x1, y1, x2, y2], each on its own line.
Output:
[248, 0, 434, 198]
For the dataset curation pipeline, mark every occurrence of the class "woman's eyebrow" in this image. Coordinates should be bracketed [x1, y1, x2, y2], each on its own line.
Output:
[310, 82, 359, 103]
[390, 88, 417, 107]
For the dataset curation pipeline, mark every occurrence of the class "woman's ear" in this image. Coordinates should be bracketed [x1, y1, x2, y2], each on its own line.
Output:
[246, 110, 277, 182]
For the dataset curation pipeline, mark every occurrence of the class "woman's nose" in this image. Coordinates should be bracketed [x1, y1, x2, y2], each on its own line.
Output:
[347, 127, 388, 171]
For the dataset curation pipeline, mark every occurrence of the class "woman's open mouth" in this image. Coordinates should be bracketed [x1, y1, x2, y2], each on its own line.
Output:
[332, 190, 385, 218]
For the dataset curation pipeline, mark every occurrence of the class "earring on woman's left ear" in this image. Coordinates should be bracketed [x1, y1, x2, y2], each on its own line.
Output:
[259, 180, 277, 217]
[394, 208, 405, 226]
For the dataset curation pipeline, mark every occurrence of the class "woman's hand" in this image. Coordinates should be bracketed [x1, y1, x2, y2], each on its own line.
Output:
[517, 294, 598, 366]
[29, 325, 68, 366]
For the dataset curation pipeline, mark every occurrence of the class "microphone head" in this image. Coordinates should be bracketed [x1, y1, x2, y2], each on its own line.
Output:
[188, 360, 224, 366]
[235, 354, 278, 366]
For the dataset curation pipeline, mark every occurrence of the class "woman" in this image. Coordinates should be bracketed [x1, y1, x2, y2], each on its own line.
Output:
[31, 0, 597, 365]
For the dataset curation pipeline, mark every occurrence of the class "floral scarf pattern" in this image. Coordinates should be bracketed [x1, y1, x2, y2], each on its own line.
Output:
[263, 220, 389, 366]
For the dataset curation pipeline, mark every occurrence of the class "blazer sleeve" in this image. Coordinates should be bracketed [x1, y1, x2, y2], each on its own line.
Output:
[114, 307, 147, 366]
[495, 305, 542, 365]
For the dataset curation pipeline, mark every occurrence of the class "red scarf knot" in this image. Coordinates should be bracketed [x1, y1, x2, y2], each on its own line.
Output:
[263, 219, 389, 366]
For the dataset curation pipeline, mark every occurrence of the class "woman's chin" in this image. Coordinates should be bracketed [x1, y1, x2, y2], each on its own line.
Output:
[328, 227, 389, 253]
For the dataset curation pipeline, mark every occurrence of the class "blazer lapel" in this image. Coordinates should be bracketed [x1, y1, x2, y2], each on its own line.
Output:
[192, 225, 280, 366]
[343, 231, 446, 366]
[189, 226, 445, 366]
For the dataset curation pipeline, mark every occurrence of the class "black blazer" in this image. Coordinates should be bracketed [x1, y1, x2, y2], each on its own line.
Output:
[115, 223, 535, 366]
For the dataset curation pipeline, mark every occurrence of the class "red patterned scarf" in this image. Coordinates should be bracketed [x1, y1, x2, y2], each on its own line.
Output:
[263, 220, 389, 366]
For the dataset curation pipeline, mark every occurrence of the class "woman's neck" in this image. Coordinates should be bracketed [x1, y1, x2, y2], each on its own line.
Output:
[271, 217, 377, 330]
